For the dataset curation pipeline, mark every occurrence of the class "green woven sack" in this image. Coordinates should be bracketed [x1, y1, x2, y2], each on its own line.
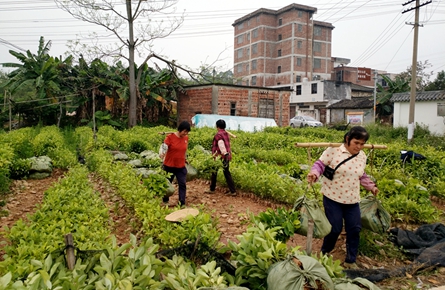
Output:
[359, 195, 391, 234]
[293, 195, 332, 239]
[334, 277, 382, 290]
[186, 163, 198, 181]
[267, 255, 334, 290]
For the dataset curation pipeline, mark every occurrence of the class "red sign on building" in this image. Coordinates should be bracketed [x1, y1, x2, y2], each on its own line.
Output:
[357, 67, 372, 81]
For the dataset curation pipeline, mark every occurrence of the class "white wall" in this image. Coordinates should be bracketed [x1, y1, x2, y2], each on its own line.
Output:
[289, 80, 324, 103]
[393, 101, 445, 135]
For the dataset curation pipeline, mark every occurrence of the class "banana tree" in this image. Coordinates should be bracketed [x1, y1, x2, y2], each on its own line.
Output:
[1, 36, 73, 126]
[376, 74, 410, 118]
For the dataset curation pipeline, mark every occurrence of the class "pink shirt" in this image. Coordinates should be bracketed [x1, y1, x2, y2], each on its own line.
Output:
[311, 144, 373, 204]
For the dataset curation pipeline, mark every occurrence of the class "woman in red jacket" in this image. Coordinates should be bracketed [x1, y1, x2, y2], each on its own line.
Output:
[160, 121, 191, 206]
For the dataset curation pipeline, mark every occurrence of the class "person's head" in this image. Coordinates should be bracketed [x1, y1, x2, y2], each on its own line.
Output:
[343, 126, 369, 154]
[216, 119, 226, 130]
[177, 121, 191, 137]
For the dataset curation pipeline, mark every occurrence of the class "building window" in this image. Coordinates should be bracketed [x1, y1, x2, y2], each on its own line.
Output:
[251, 76, 257, 85]
[230, 102, 237, 116]
[296, 75, 301, 82]
[277, 66, 281, 73]
[314, 26, 322, 36]
[237, 35, 243, 44]
[313, 58, 321, 69]
[252, 28, 258, 38]
[278, 34, 282, 41]
[237, 49, 243, 59]
[237, 64, 243, 73]
[313, 42, 321, 52]
[246, 79, 249, 86]
[298, 11, 303, 17]
[246, 64, 249, 72]
[297, 57, 302, 66]
[297, 40, 302, 49]
[246, 47, 250, 56]
[251, 60, 257, 70]
[296, 85, 302, 95]
[298, 24, 303, 32]
[278, 18, 282, 26]
[259, 98, 274, 118]
[277, 49, 282, 57]
[238, 23, 244, 30]
[311, 83, 317, 94]
[252, 43, 258, 54]
[247, 32, 250, 41]
[277, 82, 281, 85]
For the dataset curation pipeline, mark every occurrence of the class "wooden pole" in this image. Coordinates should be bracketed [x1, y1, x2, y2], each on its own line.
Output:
[295, 142, 387, 149]
[64, 233, 75, 270]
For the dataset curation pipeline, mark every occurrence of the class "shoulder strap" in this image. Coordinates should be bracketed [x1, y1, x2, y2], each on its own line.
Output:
[333, 153, 358, 171]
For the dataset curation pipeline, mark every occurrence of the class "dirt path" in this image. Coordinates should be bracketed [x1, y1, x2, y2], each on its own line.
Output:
[1, 171, 445, 289]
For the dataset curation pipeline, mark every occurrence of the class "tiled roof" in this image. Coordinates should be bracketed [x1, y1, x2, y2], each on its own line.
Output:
[390, 90, 445, 102]
[327, 97, 374, 109]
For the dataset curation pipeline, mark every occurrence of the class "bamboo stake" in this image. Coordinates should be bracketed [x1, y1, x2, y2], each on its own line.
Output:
[295, 142, 387, 149]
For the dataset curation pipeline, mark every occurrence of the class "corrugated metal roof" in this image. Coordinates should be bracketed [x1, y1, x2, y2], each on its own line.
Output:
[390, 90, 445, 102]
[327, 97, 373, 109]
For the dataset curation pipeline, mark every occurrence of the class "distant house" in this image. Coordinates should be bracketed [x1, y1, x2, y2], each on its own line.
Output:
[327, 97, 374, 125]
[391, 90, 445, 135]
[176, 84, 292, 127]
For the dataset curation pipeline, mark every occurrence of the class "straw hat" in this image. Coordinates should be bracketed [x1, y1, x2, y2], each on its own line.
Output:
[165, 208, 199, 222]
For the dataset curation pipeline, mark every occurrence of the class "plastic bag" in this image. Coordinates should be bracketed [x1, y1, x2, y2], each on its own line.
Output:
[360, 195, 391, 234]
[293, 195, 332, 239]
[159, 143, 168, 160]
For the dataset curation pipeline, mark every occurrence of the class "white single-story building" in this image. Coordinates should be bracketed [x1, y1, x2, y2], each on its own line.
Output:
[391, 90, 445, 135]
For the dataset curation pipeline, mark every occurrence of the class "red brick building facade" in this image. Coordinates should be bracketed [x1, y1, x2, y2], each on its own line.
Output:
[232, 3, 334, 88]
[177, 84, 291, 127]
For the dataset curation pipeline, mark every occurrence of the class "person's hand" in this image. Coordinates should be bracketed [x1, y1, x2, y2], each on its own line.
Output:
[307, 173, 317, 185]
[371, 187, 379, 196]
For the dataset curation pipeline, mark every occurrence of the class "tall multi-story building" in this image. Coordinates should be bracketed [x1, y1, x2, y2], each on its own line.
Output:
[232, 3, 334, 88]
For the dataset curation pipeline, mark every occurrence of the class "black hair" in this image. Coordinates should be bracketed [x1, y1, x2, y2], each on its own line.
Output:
[216, 119, 226, 129]
[178, 121, 191, 132]
[343, 126, 369, 145]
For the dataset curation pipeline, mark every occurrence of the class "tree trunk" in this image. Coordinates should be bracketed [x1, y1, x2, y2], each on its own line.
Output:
[127, 0, 137, 128]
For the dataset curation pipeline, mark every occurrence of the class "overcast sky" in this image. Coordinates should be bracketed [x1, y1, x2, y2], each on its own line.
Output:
[1, 0, 444, 79]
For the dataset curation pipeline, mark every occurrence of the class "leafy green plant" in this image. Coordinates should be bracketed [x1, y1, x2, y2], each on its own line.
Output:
[8, 158, 31, 179]
[254, 207, 301, 242]
[228, 221, 299, 290]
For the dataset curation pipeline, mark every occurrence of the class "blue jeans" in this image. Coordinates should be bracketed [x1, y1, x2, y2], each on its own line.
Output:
[163, 165, 187, 206]
[321, 196, 361, 263]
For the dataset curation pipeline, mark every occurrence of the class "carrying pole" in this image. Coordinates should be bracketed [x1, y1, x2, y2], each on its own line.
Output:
[295, 142, 387, 164]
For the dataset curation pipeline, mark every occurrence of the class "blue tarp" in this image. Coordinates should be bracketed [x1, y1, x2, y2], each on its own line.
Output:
[191, 114, 277, 132]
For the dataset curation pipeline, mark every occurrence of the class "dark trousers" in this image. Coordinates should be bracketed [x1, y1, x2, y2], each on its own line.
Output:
[210, 160, 235, 193]
[163, 165, 187, 206]
[321, 195, 362, 263]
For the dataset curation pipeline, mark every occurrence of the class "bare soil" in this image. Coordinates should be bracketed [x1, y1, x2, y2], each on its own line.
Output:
[1, 170, 445, 289]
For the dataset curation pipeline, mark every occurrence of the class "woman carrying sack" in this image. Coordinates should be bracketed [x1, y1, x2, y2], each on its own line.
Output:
[306, 126, 379, 269]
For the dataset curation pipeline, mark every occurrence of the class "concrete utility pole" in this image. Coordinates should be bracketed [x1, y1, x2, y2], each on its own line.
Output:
[373, 70, 378, 122]
[402, 0, 432, 143]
